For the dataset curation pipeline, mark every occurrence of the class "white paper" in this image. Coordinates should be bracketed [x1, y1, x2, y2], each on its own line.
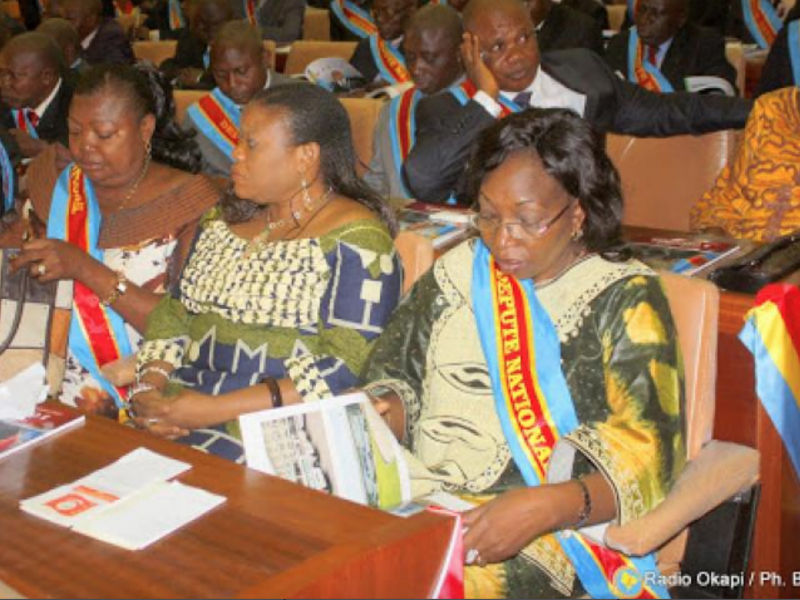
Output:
[72, 481, 226, 550]
[0, 363, 48, 420]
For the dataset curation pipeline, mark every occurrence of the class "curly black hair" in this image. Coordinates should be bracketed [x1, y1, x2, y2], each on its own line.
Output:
[463, 107, 624, 254]
[220, 83, 397, 235]
[73, 63, 203, 173]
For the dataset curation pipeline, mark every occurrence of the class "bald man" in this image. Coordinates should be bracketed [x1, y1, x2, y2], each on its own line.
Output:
[183, 21, 295, 177]
[161, 0, 233, 89]
[0, 33, 72, 159]
[365, 4, 463, 198]
[403, 0, 751, 204]
[37, 17, 86, 85]
[59, 0, 134, 65]
[605, 0, 737, 94]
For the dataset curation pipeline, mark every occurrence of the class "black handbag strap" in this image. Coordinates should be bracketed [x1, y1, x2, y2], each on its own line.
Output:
[0, 267, 30, 356]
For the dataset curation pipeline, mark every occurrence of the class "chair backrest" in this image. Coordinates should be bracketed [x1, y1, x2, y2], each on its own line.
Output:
[262, 40, 277, 70]
[606, 130, 737, 232]
[655, 272, 720, 572]
[303, 7, 331, 41]
[394, 232, 435, 295]
[2, 0, 20, 19]
[132, 40, 178, 66]
[340, 97, 385, 176]
[725, 41, 746, 97]
[173, 90, 206, 122]
[116, 14, 138, 36]
[606, 4, 626, 31]
[284, 40, 358, 76]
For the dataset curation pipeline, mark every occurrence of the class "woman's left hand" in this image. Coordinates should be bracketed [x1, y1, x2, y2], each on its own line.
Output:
[133, 387, 215, 432]
[463, 487, 558, 566]
[11, 238, 95, 283]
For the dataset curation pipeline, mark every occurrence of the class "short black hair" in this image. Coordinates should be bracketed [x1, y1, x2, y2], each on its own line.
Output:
[463, 108, 624, 253]
[222, 83, 396, 235]
[2, 31, 64, 72]
[407, 3, 463, 47]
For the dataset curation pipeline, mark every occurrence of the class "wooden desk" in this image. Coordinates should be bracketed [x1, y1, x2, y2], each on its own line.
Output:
[0, 415, 454, 599]
[717, 290, 800, 599]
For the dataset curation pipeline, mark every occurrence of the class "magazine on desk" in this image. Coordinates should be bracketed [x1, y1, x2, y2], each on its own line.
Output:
[0, 403, 84, 461]
[624, 235, 741, 276]
[396, 201, 473, 250]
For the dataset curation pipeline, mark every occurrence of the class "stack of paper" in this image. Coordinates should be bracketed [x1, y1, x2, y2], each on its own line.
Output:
[20, 448, 225, 550]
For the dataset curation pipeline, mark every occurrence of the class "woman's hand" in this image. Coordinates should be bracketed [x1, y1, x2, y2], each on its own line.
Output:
[463, 487, 560, 566]
[460, 32, 499, 100]
[369, 391, 405, 441]
[133, 387, 217, 433]
[11, 238, 97, 283]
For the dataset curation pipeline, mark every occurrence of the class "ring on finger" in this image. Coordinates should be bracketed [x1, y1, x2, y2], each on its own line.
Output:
[37, 263, 46, 276]
[466, 548, 480, 565]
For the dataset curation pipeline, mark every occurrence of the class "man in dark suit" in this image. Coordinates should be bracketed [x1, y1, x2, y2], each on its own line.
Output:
[0, 33, 73, 159]
[183, 21, 296, 178]
[37, 18, 88, 88]
[755, 4, 800, 95]
[605, 0, 737, 94]
[403, 0, 751, 204]
[59, 0, 134, 65]
[233, 0, 306, 44]
[529, 0, 604, 54]
[349, 0, 419, 84]
[161, 0, 233, 89]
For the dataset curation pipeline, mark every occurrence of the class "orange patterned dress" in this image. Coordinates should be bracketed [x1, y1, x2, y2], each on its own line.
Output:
[690, 87, 800, 242]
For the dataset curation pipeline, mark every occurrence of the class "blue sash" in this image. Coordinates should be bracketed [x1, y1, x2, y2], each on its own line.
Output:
[369, 35, 411, 84]
[471, 240, 669, 599]
[448, 80, 523, 115]
[742, 0, 783, 49]
[329, 0, 377, 39]
[186, 88, 240, 161]
[789, 20, 800, 86]
[627, 28, 674, 93]
[0, 140, 14, 213]
[47, 165, 134, 408]
[11, 109, 39, 139]
[387, 87, 420, 198]
[168, 0, 186, 30]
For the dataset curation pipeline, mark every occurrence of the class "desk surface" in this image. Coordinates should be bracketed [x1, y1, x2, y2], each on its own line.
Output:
[0, 415, 453, 599]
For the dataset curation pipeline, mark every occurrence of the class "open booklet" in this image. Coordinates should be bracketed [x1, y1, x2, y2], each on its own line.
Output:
[240, 392, 411, 510]
[20, 448, 226, 550]
[624, 235, 741, 277]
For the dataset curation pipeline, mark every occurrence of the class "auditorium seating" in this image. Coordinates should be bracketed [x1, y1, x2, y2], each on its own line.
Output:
[132, 40, 178, 66]
[284, 40, 358, 76]
[606, 4, 626, 31]
[303, 7, 331, 41]
[606, 130, 738, 231]
[725, 41, 747, 97]
[340, 97, 384, 177]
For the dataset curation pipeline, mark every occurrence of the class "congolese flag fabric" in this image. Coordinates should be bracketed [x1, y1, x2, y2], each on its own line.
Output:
[739, 283, 800, 478]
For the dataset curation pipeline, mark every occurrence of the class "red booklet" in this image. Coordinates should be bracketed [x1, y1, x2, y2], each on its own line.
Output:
[0, 404, 85, 460]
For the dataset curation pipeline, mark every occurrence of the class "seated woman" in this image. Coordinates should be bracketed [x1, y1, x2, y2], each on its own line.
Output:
[13, 63, 218, 418]
[363, 108, 686, 598]
[131, 84, 403, 463]
[690, 87, 800, 243]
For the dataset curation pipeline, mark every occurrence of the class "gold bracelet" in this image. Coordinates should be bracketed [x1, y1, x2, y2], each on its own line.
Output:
[100, 271, 129, 307]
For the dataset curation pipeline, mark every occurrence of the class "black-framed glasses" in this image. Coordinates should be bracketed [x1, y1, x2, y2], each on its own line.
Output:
[470, 199, 574, 241]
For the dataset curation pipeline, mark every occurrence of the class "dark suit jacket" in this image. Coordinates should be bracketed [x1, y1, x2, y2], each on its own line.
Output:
[350, 36, 404, 83]
[160, 30, 214, 89]
[144, 0, 185, 41]
[756, 16, 798, 95]
[604, 23, 738, 93]
[1, 80, 73, 148]
[562, 0, 609, 30]
[82, 18, 135, 65]
[403, 49, 752, 204]
[624, 0, 729, 32]
[538, 3, 604, 55]
[234, 0, 305, 43]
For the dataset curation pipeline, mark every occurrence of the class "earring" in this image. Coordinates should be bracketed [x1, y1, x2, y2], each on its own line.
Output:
[571, 229, 584, 243]
[144, 139, 152, 156]
[301, 177, 312, 208]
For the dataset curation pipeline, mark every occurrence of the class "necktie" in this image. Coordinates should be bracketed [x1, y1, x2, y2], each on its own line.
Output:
[646, 45, 658, 66]
[26, 109, 39, 129]
[513, 91, 532, 108]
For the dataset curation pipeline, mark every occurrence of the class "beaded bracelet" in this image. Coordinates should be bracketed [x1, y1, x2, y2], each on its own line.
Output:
[573, 477, 592, 529]
[139, 365, 171, 383]
[262, 377, 283, 409]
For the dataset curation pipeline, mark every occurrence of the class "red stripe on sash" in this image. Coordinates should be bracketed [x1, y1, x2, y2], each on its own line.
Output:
[458, 80, 515, 117]
[198, 95, 239, 147]
[577, 536, 660, 599]
[375, 37, 411, 83]
[750, 0, 778, 46]
[341, 2, 378, 36]
[633, 44, 662, 92]
[397, 89, 416, 160]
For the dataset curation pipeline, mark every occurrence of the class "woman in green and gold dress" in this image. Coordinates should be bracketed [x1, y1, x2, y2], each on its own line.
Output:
[363, 108, 686, 599]
[131, 84, 403, 462]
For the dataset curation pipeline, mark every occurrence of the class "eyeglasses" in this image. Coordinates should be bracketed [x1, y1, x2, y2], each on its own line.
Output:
[470, 199, 573, 241]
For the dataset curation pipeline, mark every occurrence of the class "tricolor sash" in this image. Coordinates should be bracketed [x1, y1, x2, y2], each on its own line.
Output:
[0, 140, 14, 213]
[47, 165, 133, 409]
[11, 109, 39, 139]
[369, 35, 411, 85]
[471, 240, 669, 600]
[114, 0, 139, 18]
[186, 87, 240, 160]
[627, 28, 674, 93]
[742, 0, 782, 49]
[168, 0, 186, 30]
[244, 0, 258, 25]
[789, 20, 800, 86]
[330, 0, 377, 39]
[739, 283, 800, 478]
[627, 0, 639, 19]
[388, 87, 421, 198]
[448, 79, 523, 116]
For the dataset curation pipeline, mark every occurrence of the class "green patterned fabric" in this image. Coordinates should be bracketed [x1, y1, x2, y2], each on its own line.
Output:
[362, 240, 686, 598]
